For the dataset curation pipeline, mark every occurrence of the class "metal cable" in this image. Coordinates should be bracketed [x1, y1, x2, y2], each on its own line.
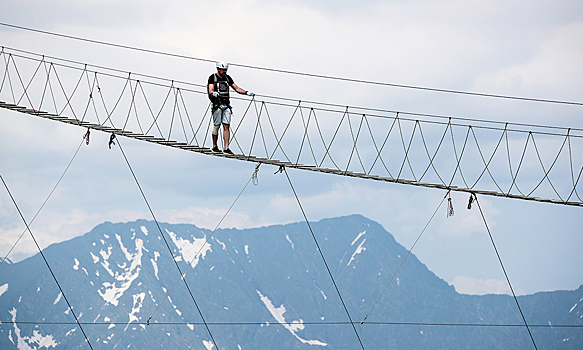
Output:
[0, 175, 94, 350]
[472, 194, 538, 350]
[362, 190, 449, 323]
[281, 167, 366, 350]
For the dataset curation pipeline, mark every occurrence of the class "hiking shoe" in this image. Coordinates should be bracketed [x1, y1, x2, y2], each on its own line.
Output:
[224, 148, 234, 155]
[212, 146, 221, 153]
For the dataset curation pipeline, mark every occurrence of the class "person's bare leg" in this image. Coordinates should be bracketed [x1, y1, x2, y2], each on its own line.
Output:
[223, 124, 230, 150]
[212, 134, 218, 149]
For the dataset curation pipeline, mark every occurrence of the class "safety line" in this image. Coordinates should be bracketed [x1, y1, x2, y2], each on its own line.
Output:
[362, 189, 449, 323]
[280, 167, 366, 350]
[0, 132, 87, 267]
[2, 22, 583, 106]
[112, 136, 220, 350]
[8, 320, 583, 328]
[147, 163, 262, 324]
[1, 48, 581, 207]
[3, 47, 582, 138]
[0, 175, 94, 350]
[472, 193, 538, 350]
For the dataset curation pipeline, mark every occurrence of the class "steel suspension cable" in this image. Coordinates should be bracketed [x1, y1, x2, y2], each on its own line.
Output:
[0, 175, 95, 350]
[2, 22, 583, 106]
[112, 137, 220, 350]
[281, 167, 366, 350]
[8, 320, 583, 328]
[0, 132, 87, 267]
[472, 193, 538, 350]
[362, 189, 449, 323]
[147, 163, 262, 324]
[2, 47, 582, 138]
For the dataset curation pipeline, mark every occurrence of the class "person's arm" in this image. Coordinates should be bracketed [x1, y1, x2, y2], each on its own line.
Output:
[231, 82, 254, 96]
[208, 83, 216, 94]
[231, 82, 249, 95]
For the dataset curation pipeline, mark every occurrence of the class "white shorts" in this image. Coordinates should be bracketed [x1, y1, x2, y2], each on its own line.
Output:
[212, 105, 232, 125]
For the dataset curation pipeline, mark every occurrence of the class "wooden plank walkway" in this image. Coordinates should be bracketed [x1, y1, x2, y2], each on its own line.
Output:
[2, 101, 581, 207]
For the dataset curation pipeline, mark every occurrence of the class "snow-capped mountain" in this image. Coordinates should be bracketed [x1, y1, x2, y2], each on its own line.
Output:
[0, 215, 581, 349]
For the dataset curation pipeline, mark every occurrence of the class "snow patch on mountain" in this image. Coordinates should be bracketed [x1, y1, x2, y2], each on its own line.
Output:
[97, 235, 144, 306]
[150, 258, 159, 280]
[215, 238, 226, 251]
[52, 292, 62, 305]
[167, 229, 211, 267]
[126, 292, 145, 330]
[9, 308, 58, 349]
[348, 239, 366, 266]
[286, 235, 295, 249]
[256, 290, 327, 346]
[351, 231, 366, 246]
[0, 283, 8, 297]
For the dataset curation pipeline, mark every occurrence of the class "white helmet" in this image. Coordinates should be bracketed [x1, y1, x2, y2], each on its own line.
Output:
[216, 61, 229, 70]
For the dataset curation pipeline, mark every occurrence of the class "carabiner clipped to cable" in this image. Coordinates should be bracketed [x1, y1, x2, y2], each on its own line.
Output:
[252, 162, 261, 186]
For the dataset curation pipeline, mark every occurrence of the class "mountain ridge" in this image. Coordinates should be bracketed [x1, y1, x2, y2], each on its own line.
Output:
[0, 214, 581, 349]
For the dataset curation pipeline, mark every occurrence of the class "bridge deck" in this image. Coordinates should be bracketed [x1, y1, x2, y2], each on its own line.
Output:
[2, 101, 580, 207]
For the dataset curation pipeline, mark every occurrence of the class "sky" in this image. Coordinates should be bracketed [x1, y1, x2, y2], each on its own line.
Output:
[0, 0, 582, 297]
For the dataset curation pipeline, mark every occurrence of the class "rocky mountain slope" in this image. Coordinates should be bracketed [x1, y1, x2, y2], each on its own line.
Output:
[0, 215, 581, 349]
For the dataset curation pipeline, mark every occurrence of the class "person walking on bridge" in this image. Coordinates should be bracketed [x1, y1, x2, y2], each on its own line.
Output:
[208, 61, 254, 154]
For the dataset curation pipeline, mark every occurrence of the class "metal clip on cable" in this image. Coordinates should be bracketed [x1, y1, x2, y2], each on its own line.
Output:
[274, 165, 285, 174]
[108, 133, 116, 149]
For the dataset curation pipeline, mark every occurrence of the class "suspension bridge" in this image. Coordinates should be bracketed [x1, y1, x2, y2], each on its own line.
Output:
[1, 46, 582, 207]
[1, 41, 582, 350]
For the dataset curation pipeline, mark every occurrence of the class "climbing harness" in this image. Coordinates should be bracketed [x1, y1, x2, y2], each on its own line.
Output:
[208, 73, 231, 103]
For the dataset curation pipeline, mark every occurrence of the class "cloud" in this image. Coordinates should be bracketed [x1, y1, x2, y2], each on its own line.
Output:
[0, 0, 582, 295]
[451, 275, 520, 295]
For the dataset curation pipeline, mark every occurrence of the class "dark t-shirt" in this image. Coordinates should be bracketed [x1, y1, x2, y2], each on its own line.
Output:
[208, 73, 235, 105]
